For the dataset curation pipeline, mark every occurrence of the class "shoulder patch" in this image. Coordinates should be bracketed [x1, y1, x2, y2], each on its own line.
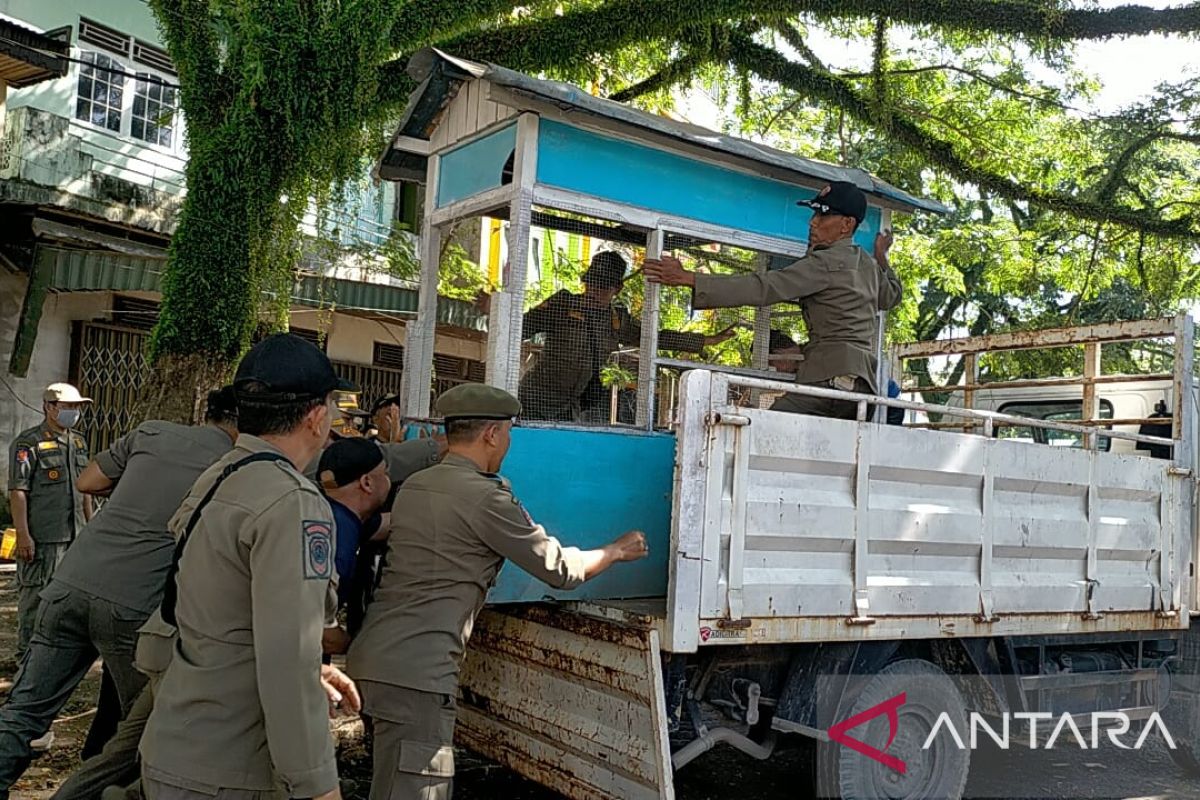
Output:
[14, 446, 32, 481]
[512, 496, 534, 526]
[302, 520, 333, 580]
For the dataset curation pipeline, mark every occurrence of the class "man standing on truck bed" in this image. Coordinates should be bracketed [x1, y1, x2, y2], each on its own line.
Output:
[347, 383, 649, 800]
[519, 250, 732, 423]
[645, 181, 902, 419]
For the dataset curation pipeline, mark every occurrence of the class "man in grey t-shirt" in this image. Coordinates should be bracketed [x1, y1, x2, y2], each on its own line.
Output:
[0, 389, 238, 798]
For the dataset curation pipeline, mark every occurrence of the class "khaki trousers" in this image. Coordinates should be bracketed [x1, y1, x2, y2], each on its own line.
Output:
[360, 682, 456, 800]
[142, 774, 284, 800]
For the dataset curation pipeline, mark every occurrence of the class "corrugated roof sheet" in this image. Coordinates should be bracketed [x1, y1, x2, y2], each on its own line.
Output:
[382, 48, 947, 215]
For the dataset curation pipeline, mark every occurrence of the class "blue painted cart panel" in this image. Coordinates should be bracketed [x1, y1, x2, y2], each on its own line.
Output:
[436, 123, 516, 207]
[536, 119, 881, 250]
[486, 426, 675, 603]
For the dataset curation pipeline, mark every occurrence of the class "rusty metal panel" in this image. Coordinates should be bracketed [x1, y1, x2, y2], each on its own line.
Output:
[892, 317, 1178, 359]
[457, 606, 673, 800]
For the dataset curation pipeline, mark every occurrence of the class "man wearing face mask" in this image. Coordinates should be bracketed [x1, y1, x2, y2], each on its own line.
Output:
[7, 383, 94, 666]
[645, 181, 902, 420]
[139, 334, 359, 800]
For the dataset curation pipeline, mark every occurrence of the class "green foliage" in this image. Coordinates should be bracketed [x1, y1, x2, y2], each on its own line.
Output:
[145, 0, 1200, 404]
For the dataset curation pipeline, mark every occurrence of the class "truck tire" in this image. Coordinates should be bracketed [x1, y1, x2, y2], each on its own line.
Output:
[1167, 621, 1200, 777]
[814, 659, 970, 800]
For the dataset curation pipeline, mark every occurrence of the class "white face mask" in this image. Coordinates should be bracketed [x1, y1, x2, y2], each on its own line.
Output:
[56, 408, 82, 428]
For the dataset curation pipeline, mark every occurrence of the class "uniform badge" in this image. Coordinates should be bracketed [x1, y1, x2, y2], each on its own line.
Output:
[47, 469, 60, 480]
[302, 520, 333, 580]
[36, 441, 58, 452]
[512, 496, 534, 526]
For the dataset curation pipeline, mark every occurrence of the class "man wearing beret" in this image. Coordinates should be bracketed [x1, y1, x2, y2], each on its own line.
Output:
[645, 181, 902, 419]
[140, 334, 359, 800]
[348, 383, 649, 800]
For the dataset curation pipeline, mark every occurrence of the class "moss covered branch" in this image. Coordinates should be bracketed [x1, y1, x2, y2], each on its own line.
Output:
[725, 31, 1199, 239]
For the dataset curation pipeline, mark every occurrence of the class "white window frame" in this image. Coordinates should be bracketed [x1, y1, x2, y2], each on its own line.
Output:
[73, 46, 186, 157]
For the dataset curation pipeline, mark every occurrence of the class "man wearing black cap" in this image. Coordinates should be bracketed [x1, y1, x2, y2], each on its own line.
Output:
[645, 181, 902, 419]
[519, 250, 731, 423]
[139, 334, 359, 800]
[317, 438, 392, 644]
[348, 383, 649, 800]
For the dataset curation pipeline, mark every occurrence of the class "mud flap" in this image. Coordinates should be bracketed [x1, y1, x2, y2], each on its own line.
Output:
[457, 605, 675, 800]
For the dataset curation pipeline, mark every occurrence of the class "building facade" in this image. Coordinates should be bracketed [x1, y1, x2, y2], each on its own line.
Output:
[0, 0, 486, 491]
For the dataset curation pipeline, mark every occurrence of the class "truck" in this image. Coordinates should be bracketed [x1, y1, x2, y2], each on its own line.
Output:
[377, 50, 1200, 799]
[449, 317, 1200, 800]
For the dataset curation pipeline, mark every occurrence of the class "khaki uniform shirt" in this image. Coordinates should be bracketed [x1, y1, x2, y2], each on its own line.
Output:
[693, 238, 902, 391]
[347, 453, 586, 695]
[7, 421, 89, 543]
[519, 290, 705, 420]
[140, 434, 337, 797]
[54, 421, 233, 614]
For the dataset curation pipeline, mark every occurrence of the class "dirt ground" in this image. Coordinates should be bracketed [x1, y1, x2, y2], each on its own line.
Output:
[3, 568, 1199, 800]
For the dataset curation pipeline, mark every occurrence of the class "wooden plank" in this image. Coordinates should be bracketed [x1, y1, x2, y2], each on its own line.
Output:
[399, 155, 441, 418]
[1082, 342, 1101, 450]
[894, 317, 1177, 359]
[9, 246, 53, 377]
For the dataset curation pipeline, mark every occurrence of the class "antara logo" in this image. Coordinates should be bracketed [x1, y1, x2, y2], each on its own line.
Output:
[827, 693, 908, 774]
[826, 691, 1177, 775]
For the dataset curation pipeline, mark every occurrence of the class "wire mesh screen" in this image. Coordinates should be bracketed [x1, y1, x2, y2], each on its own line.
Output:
[512, 211, 814, 427]
[514, 208, 651, 425]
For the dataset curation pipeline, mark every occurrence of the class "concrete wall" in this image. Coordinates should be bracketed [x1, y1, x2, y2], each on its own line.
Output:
[289, 307, 485, 363]
[0, 275, 111, 490]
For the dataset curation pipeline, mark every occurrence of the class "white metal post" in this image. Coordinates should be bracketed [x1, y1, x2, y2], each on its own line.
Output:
[872, 209, 893, 423]
[485, 113, 538, 394]
[399, 154, 442, 419]
[636, 229, 665, 429]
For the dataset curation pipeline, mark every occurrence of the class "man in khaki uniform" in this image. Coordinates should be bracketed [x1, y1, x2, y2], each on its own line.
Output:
[7, 383, 94, 664]
[0, 389, 239, 799]
[140, 334, 359, 800]
[645, 181, 902, 419]
[347, 383, 649, 800]
[519, 251, 731, 423]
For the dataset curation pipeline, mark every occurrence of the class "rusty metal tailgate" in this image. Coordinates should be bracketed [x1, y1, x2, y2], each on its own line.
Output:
[457, 603, 674, 800]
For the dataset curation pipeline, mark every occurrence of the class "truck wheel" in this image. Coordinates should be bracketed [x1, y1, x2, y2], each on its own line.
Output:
[815, 659, 970, 800]
[1166, 622, 1200, 777]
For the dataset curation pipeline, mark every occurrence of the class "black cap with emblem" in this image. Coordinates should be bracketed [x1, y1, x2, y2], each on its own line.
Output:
[233, 333, 354, 402]
[436, 383, 522, 421]
[798, 180, 868, 224]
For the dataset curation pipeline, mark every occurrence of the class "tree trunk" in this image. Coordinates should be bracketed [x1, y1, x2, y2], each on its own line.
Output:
[137, 353, 231, 424]
[142, 126, 286, 420]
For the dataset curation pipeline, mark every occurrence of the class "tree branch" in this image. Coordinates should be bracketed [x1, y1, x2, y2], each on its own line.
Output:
[771, 22, 827, 71]
[726, 31, 1200, 239]
[609, 48, 714, 102]
[428, 0, 1200, 78]
[147, 0, 230, 132]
